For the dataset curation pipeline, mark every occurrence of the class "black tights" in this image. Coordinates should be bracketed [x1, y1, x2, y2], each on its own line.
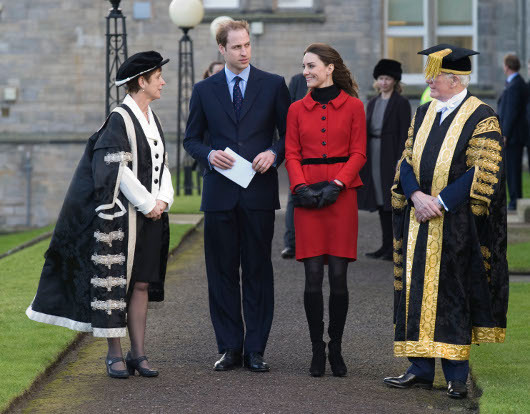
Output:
[303, 255, 349, 295]
[303, 255, 349, 346]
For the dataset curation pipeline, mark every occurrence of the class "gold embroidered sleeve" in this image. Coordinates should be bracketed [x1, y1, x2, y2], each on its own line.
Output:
[468, 116, 503, 207]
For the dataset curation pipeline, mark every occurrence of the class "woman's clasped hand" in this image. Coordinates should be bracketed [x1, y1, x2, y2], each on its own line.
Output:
[145, 200, 168, 220]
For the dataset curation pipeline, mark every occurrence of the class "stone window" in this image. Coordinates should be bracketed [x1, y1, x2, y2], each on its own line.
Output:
[277, 0, 314, 7]
[385, 0, 477, 84]
[203, 0, 240, 8]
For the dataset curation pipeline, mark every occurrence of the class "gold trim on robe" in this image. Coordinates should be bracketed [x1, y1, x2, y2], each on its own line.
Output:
[396, 97, 487, 360]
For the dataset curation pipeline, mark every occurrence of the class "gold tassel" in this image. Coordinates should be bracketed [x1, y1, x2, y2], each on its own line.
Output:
[424, 48, 452, 80]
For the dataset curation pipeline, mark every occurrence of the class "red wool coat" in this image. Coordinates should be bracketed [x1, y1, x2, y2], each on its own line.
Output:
[285, 90, 367, 261]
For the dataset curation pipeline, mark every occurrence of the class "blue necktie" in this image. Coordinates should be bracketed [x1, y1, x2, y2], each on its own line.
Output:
[233, 76, 243, 120]
[439, 106, 448, 124]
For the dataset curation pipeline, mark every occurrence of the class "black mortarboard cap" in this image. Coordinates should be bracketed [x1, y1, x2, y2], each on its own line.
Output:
[373, 59, 402, 81]
[115, 51, 169, 87]
[418, 44, 479, 79]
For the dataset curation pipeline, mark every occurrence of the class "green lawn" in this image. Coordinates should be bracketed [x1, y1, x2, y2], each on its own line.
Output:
[506, 173, 530, 273]
[471, 282, 530, 413]
[0, 222, 194, 412]
[507, 241, 530, 273]
[0, 239, 77, 413]
[169, 223, 194, 251]
[170, 170, 202, 214]
[0, 224, 54, 255]
[523, 171, 530, 198]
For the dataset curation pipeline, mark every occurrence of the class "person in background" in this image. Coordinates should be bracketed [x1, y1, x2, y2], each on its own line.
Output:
[384, 44, 508, 399]
[281, 72, 308, 259]
[526, 59, 530, 180]
[286, 43, 366, 377]
[358, 59, 411, 261]
[203, 61, 224, 80]
[498, 53, 528, 210]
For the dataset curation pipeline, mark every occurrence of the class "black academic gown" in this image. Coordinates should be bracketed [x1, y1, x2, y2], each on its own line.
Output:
[391, 93, 508, 360]
[26, 104, 169, 338]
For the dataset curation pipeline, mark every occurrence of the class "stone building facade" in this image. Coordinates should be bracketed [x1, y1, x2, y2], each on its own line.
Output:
[0, 0, 529, 229]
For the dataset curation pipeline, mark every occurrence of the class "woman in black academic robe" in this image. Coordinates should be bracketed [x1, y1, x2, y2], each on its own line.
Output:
[358, 59, 411, 260]
[26, 51, 174, 378]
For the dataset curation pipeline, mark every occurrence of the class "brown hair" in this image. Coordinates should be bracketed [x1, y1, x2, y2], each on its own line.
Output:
[372, 79, 403, 94]
[504, 54, 520, 71]
[125, 68, 159, 94]
[216, 20, 250, 47]
[203, 61, 224, 79]
[304, 43, 359, 98]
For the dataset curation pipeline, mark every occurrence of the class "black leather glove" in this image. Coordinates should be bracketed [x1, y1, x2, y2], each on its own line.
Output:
[293, 185, 321, 208]
[317, 182, 342, 208]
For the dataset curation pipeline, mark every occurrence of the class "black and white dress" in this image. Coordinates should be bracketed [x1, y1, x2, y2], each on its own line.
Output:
[26, 95, 174, 337]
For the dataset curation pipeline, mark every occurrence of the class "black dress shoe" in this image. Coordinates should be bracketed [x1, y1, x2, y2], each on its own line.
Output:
[125, 351, 159, 377]
[214, 350, 242, 371]
[447, 380, 467, 399]
[380, 249, 394, 261]
[365, 246, 385, 258]
[105, 356, 129, 379]
[281, 247, 295, 259]
[383, 373, 433, 389]
[244, 352, 270, 372]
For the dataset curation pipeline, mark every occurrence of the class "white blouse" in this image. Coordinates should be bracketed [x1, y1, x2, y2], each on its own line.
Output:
[119, 94, 174, 214]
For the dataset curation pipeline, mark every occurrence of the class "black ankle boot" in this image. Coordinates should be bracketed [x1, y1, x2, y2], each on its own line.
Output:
[328, 293, 348, 377]
[328, 341, 347, 377]
[304, 291, 326, 377]
[310, 341, 326, 377]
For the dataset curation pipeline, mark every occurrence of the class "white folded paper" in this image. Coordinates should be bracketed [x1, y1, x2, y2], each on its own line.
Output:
[214, 147, 256, 188]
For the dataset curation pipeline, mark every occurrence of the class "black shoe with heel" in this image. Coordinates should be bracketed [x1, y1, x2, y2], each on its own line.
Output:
[106, 356, 129, 379]
[125, 351, 159, 377]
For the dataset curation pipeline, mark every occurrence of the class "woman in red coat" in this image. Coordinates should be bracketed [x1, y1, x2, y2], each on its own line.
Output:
[285, 43, 366, 377]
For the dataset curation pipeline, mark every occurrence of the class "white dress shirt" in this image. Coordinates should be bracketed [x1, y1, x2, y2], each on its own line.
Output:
[120, 94, 174, 214]
[225, 64, 250, 99]
[435, 88, 468, 124]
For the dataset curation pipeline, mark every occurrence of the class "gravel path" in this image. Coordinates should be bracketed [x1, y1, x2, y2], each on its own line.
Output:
[13, 169, 479, 413]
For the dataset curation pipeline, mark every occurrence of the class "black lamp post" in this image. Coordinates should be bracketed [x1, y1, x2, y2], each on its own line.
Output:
[105, 0, 128, 117]
[169, 0, 204, 196]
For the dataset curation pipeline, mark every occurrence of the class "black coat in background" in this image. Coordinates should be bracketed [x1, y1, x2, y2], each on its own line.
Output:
[498, 73, 529, 204]
[498, 73, 528, 146]
[358, 91, 411, 211]
[288, 73, 308, 102]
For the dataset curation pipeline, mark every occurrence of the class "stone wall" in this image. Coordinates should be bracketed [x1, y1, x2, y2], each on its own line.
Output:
[0, 138, 178, 231]
[1, 0, 524, 136]
[0, 0, 527, 229]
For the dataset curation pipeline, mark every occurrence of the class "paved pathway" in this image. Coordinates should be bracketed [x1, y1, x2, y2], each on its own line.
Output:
[12, 168, 479, 413]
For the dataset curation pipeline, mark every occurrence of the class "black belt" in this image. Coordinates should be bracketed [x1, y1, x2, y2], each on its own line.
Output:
[301, 157, 349, 165]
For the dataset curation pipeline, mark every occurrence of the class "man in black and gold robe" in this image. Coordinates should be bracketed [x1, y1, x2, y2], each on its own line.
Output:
[384, 45, 508, 399]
